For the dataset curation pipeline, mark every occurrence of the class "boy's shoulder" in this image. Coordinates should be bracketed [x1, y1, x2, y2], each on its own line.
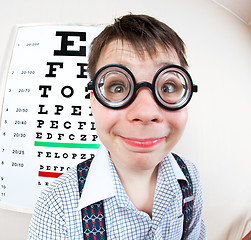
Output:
[39, 165, 79, 204]
[176, 155, 202, 203]
[171, 153, 199, 174]
[170, 153, 202, 194]
[181, 156, 201, 181]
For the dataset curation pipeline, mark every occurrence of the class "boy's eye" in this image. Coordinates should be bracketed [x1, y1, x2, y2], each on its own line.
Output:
[108, 83, 126, 93]
[157, 75, 184, 103]
[161, 82, 176, 93]
[97, 70, 132, 102]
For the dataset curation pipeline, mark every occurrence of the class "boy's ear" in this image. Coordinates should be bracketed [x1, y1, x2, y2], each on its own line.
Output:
[90, 91, 95, 114]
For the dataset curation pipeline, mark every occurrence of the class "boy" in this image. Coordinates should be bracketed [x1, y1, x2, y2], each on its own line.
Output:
[29, 14, 206, 239]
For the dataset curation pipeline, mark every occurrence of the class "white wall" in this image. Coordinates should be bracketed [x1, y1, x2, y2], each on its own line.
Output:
[0, 0, 251, 239]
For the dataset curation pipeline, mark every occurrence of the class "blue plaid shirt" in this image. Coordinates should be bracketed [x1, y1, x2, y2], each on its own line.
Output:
[29, 145, 206, 239]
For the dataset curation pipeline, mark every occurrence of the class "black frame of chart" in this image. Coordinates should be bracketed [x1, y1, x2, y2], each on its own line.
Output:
[0, 25, 103, 212]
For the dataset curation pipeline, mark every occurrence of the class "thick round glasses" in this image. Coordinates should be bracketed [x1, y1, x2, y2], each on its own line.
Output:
[87, 64, 198, 111]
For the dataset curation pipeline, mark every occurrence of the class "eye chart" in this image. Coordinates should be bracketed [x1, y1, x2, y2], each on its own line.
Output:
[0, 25, 103, 212]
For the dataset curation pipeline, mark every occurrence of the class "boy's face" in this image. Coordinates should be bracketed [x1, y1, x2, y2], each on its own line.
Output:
[90, 40, 188, 171]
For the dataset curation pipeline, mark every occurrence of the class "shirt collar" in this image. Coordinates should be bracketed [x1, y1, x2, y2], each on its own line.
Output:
[77, 144, 115, 210]
[78, 147, 187, 210]
[167, 152, 188, 182]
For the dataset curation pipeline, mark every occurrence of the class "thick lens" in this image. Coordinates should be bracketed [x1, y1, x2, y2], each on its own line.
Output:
[156, 71, 186, 103]
[154, 66, 192, 110]
[94, 66, 134, 108]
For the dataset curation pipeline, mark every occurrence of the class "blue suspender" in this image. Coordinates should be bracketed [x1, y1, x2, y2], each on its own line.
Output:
[77, 159, 107, 240]
[172, 153, 195, 239]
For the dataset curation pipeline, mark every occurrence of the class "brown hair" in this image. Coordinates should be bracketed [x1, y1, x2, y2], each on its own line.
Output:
[87, 14, 188, 79]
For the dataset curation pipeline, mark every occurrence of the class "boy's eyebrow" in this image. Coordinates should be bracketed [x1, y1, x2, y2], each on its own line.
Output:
[157, 61, 176, 68]
[116, 61, 179, 71]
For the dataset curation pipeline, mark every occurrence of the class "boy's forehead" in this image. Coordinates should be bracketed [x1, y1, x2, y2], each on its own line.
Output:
[101, 40, 138, 59]
[97, 39, 180, 68]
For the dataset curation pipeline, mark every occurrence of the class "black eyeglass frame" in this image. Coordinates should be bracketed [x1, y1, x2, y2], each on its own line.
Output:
[87, 64, 198, 111]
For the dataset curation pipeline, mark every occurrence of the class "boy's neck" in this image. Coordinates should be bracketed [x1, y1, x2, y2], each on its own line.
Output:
[113, 161, 159, 218]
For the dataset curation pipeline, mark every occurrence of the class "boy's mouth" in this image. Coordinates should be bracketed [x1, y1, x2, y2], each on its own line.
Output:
[119, 136, 165, 148]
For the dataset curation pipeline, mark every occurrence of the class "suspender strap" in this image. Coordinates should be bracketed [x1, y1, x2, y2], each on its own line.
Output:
[77, 159, 107, 240]
[172, 153, 194, 240]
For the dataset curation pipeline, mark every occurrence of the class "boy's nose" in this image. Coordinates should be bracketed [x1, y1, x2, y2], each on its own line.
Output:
[126, 87, 164, 124]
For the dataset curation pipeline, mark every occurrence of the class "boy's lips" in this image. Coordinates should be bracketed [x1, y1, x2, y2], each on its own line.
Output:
[120, 136, 165, 148]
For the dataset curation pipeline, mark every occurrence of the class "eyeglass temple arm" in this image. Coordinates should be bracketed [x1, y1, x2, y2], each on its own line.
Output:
[193, 85, 198, 92]
[87, 81, 94, 90]
[183, 84, 198, 92]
